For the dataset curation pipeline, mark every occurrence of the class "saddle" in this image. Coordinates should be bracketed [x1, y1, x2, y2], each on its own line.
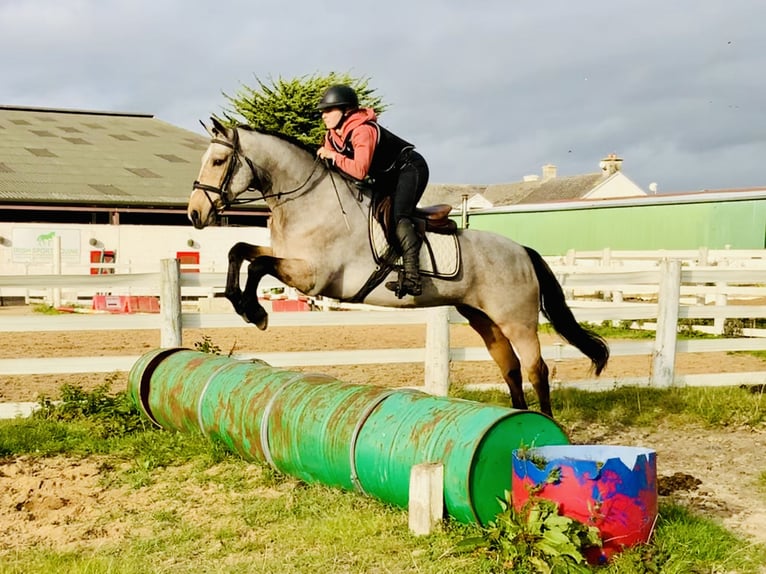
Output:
[372, 195, 457, 243]
[347, 186, 461, 303]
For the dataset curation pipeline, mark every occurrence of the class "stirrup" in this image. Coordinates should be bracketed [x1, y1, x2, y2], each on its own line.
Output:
[385, 271, 422, 299]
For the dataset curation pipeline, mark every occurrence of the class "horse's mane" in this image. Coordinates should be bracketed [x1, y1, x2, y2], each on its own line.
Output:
[236, 124, 364, 190]
[237, 124, 319, 156]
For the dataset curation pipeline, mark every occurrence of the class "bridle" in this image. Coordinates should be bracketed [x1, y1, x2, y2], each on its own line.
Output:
[192, 125, 325, 216]
[192, 126, 260, 215]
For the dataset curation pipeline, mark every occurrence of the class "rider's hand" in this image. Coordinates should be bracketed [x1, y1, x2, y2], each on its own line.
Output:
[317, 147, 336, 163]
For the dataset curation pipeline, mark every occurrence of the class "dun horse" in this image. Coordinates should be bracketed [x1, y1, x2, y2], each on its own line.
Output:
[187, 118, 609, 417]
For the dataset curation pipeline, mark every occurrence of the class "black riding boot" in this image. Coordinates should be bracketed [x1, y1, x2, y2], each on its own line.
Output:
[385, 219, 422, 298]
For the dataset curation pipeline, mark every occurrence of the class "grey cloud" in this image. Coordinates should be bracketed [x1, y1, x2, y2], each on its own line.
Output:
[1, 0, 764, 192]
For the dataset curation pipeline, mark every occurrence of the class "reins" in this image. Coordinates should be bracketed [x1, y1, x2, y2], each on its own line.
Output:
[193, 127, 326, 212]
[257, 157, 324, 203]
[193, 126, 359, 230]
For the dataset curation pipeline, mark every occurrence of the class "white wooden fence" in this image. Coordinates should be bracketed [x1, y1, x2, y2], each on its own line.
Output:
[2, 253, 766, 395]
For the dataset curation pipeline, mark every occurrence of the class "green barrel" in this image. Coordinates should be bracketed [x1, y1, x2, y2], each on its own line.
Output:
[354, 391, 569, 524]
[128, 349, 569, 525]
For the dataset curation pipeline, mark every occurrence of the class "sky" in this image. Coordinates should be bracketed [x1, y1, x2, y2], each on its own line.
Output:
[1, 0, 764, 193]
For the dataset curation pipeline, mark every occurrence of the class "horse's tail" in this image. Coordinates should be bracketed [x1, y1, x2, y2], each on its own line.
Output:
[524, 246, 609, 375]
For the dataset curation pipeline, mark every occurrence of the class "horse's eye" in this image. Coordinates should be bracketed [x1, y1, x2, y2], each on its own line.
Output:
[212, 158, 226, 167]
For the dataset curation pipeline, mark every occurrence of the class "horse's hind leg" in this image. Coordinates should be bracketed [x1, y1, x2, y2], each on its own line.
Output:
[501, 322, 552, 417]
[456, 305, 527, 410]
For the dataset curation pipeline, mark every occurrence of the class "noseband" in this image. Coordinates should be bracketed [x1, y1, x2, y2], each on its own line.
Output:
[192, 127, 259, 214]
[192, 126, 332, 216]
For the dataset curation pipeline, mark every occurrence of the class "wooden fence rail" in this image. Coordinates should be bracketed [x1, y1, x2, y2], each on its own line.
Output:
[2, 256, 766, 394]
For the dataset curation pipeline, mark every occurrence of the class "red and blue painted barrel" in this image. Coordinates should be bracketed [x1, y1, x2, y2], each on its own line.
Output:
[512, 445, 657, 563]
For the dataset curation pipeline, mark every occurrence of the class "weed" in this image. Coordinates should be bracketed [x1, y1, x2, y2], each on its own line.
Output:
[193, 334, 222, 355]
[35, 382, 148, 438]
[723, 318, 744, 337]
[31, 303, 61, 315]
[457, 492, 601, 573]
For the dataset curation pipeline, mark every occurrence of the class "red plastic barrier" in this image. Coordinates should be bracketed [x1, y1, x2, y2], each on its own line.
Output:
[92, 295, 160, 314]
[271, 299, 310, 312]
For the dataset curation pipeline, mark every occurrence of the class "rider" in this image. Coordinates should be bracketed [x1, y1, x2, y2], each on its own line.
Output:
[316, 84, 429, 298]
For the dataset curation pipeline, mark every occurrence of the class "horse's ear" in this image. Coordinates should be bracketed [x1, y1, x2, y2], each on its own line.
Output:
[199, 120, 215, 138]
[210, 116, 227, 137]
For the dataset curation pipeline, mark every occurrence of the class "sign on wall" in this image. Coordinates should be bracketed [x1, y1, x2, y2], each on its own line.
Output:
[11, 228, 81, 264]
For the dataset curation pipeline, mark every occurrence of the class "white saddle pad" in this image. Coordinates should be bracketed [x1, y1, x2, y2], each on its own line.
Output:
[369, 217, 460, 279]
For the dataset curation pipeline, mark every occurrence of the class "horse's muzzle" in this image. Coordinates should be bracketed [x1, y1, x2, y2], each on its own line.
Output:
[189, 209, 207, 230]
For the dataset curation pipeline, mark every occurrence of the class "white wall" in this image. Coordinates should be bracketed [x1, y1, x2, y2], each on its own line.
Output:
[584, 172, 646, 200]
[0, 222, 270, 276]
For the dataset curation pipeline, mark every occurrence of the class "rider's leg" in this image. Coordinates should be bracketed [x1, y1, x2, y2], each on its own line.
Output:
[385, 217, 423, 296]
[385, 152, 429, 298]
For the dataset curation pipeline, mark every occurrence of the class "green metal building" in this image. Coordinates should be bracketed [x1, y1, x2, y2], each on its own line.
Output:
[461, 189, 766, 256]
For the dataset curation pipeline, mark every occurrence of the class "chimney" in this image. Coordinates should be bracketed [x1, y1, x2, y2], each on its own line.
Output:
[599, 153, 623, 176]
[541, 163, 557, 181]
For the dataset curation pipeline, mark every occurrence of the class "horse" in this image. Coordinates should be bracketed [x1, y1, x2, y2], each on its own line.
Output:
[187, 117, 609, 417]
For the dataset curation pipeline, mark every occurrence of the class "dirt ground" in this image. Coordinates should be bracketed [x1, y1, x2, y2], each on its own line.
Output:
[0, 305, 765, 555]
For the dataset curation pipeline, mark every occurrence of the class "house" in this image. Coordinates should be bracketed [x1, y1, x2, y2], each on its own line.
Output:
[421, 154, 646, 209]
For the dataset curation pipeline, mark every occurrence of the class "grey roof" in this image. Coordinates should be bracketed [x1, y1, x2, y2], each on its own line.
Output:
[421, 173, 609, 208]
[0, 105, 208, 207]
[498, 173, 606, 205]
[0, 105, 613, 212]
[421, 183, 487, 207]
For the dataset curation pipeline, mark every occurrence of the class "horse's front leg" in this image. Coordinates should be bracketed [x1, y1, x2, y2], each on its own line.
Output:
[225, 242, 273, 319]
[241, 255, 316, 330]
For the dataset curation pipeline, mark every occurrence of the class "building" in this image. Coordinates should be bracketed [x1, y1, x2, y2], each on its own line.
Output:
[0, 105, 267, 227]
[0, 106, 268, 278]
[422, 154, 646, 210]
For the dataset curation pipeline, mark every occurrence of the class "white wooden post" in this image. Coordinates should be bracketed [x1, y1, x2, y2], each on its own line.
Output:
[601, 247, 612, 301]
[696, 247, 709, 305]
[408, 462, 444, 536]
[564, 249, 575, 299]
[51, 235, 62, 308]
[160, 258, 182, 348]
[713, 281, 727, 335]
[698, 246, 709, 266]
[651, 259, 681, 387]
[424, 306, 450, 396]
[611, 288, 623, 327]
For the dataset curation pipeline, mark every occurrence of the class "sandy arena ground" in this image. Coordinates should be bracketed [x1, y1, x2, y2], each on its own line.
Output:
[0, 305, 765, 553]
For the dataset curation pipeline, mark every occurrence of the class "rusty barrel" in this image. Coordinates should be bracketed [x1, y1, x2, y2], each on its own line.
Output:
[128, 348, 569, 525]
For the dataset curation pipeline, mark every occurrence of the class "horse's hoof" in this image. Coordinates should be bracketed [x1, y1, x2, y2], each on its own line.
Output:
[244, 306, 269, 330]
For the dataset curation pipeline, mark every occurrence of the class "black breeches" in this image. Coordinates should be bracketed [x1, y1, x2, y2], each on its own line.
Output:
[391, 151, 429, 223]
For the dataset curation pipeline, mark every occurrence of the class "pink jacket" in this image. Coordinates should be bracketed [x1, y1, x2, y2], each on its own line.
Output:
[321, 108, 378, 180]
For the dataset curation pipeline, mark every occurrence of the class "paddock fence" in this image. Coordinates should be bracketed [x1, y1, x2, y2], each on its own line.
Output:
[1, 251, 766, 396]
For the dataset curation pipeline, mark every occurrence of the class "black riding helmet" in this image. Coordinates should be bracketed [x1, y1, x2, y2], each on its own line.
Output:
[317, 84, 359, 111]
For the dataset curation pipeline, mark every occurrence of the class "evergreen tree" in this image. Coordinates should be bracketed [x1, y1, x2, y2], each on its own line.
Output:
[223, 73, 386, 147]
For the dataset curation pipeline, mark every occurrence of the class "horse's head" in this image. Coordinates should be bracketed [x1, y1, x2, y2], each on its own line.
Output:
[188, 117, 259, 229]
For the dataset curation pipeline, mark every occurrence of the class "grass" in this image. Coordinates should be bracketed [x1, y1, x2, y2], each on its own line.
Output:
[0, 384, 765, 573]
[453, 383, 766, 429]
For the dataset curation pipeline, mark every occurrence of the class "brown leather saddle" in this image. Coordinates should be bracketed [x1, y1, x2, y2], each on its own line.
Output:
[372, 195, 457, 243]
[347, 195, 460, 302]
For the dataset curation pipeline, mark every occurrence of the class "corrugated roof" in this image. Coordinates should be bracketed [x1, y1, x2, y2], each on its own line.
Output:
[420, 173, 609, 208]
[515, 173, 606, 204]
[2, 106, 635, 213]
[420, 183, 486, 207]
[0, 105, 209, 207]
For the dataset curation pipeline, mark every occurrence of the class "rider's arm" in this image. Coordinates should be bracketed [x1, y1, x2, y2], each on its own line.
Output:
[332, 123, 378, 181]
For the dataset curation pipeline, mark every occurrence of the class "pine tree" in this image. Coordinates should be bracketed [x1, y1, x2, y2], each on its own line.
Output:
[223, 73, 386, 147]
